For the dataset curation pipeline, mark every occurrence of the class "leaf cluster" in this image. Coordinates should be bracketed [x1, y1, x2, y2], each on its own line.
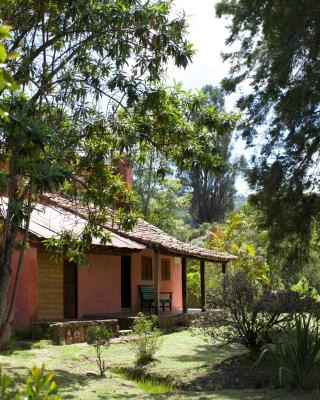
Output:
[0, 364, 60, 399]
[130, 312, 162, 365]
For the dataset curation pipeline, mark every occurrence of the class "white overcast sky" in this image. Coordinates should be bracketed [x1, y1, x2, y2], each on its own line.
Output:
[167, 0, 249, 194]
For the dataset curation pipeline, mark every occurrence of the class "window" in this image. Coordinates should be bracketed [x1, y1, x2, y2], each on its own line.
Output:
[161, 259, 171, 281]
[141, 256, 153, 280]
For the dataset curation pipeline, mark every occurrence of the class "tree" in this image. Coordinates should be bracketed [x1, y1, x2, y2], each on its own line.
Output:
[182, 85, 243, 224]
[205, 202, 273, 285]
[0, 24, 18, 118]
[0, 0, 199, 345]
[216, 0, 320, 274]
[147, 177, 192, 241]
[133, 149, 172, 219]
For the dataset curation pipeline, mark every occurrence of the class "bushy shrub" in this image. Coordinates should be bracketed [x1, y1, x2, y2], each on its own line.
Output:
[258, 314, 320, 388]
[0, 364, 60, 399]
[130, 313, 162, 365]
[192, 271, 317, 351]
[86, 324, 111, 376]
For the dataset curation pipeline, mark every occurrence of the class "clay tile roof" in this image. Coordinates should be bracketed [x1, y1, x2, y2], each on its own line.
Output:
[0, 197, 145, 251]
[40, 193, 236, 263]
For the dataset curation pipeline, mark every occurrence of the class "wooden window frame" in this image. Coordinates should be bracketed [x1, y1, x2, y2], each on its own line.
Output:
[161, 259, 171, 281]
[141, 256, 153, 280]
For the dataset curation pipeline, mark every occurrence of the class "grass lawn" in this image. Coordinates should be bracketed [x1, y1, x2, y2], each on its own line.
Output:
[0, 330, 312, 399]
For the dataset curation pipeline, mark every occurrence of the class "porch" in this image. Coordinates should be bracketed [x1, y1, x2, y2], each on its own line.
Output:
[31, 309, 202, 344]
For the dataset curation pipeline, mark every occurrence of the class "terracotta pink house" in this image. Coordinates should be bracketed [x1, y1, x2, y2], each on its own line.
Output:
[9, 192, 235, 332]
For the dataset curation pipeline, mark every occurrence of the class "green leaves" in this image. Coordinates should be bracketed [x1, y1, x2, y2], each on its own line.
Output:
[0, 364, 60, 399]
[86, 324, 111, 376]
[258, 314, 320, 388]
[0, 24, 19, 119]
[216, 0, 320, 273]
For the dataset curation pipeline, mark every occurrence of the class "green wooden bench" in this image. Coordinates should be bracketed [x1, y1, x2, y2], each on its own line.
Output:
[138, 285, 172, 312]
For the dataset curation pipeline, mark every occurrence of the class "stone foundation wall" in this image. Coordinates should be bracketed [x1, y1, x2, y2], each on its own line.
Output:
[32, 319, 119, 344]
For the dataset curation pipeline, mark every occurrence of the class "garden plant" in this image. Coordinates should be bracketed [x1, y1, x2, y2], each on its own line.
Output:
[86, 324, 111, 377]
[0, 364, 60, 399]
[193, 271, 317, 351]
[258, 313, 320, 388]
[130, 313, 162, 365]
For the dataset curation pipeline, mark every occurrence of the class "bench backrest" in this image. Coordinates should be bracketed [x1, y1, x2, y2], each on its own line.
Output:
[139, 285, 155, 301]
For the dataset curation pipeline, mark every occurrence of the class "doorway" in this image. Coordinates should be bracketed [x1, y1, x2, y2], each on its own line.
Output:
[63, 260, 78, 319]
[121, 256, 132, 308]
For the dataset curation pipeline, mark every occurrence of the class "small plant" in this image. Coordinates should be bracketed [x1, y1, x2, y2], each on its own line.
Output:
[86, 324, 111, 376]
[130, 313, 162, 365]
[0, 364, 60, 399]
[258, 313, 320, 388]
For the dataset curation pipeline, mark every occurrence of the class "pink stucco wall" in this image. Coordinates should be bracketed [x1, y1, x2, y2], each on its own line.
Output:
[131, 249, 182, 312]
[77, 254, 121, 317]
[10, 246, 38, 329]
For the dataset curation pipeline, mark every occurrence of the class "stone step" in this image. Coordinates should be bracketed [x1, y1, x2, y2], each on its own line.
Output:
[118, 329, 132, 336]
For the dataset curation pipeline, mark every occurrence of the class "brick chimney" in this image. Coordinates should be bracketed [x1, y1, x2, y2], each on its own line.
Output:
[114, 155, 133, 189]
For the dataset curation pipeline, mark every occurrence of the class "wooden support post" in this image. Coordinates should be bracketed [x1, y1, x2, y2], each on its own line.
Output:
[182, 256, 188, 313]
[200, 259, 206, 312]
[154, 250, 160, 315]
[221, 262, 227, 274]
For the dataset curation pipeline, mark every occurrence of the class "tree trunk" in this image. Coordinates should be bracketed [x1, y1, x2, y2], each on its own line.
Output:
[0, 221, 19, 346]
[0, 154, 22, 347]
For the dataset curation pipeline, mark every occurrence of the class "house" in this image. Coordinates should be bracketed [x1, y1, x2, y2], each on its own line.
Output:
[6, 171, 235, 334]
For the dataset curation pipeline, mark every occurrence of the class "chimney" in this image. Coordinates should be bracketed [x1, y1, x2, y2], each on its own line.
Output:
[114, 155, 133, 189]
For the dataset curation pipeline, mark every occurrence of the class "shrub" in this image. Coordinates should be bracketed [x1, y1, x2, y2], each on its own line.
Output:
[130, 313, 162, 365]
[258, 313, 320, 388]
[86, 324, 111, 376]
[0, 364, 60, 399]
[192, 271, 317, 351]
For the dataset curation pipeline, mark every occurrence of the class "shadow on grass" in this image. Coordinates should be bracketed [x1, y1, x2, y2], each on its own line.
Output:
[168, 343, 244, 364]
[52, 368, 107, 398]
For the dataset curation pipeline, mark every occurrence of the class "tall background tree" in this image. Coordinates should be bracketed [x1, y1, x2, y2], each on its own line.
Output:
[182, 85, 244, 224]
[133, 85, 239, 236]
[216, 0, 320, 278]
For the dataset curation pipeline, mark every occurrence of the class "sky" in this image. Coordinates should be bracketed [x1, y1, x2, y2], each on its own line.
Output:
[167, 0, 250, 195]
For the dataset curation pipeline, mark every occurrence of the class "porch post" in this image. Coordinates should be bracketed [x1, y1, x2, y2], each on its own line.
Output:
[181, 256, 188, 313]
[154, 250, 160, 315]
[221, 262, 227, 274]
[200, 259, 206, 312]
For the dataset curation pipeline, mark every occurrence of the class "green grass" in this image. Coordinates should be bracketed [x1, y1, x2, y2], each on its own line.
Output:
[0, 331, 313, 399]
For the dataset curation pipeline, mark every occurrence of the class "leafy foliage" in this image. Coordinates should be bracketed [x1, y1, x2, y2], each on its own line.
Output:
[205, 203, 273, 285]
[146, 177, 192, 241]
[86, 324, 111, 376]
[193, 271, 316, 351]
[0, 364, 60, 399]
[130, 313, 162, 365]
[0, 24, 18, 119]
[216, 0, 320, 272]
[258, 314, 320, 388]
[182, 85, 244, 224]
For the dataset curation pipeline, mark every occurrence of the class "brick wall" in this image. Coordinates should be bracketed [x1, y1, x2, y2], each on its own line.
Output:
[37, 247, 63, 320]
